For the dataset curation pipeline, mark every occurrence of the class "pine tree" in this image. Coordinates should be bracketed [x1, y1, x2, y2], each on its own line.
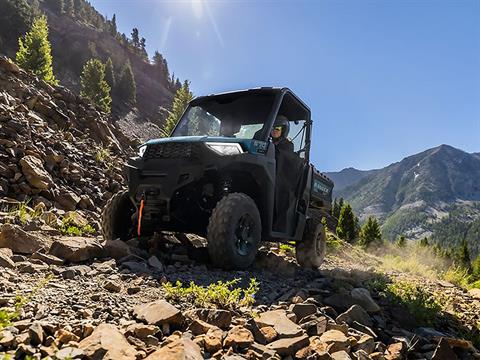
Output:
[162, 80, 193, 136]
[110, 14, 117, 36]
[80, 58, 111, 113]
[336, 203, 358, 243]
[140, 37, 148, 59]
[64, 0, 74, 16]
[471, 255, 480, 281]
[455, 239, 471, 270]
[118, 60, 136, 105]
[104, 57, 115, 89]
[46, 0, 64, 14]
[358, 216, 382, 247]
[16, 16, 58, 85]
[131, 28, 140, 49]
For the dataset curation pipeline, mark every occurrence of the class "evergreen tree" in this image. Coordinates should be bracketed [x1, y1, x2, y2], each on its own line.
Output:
[455, 239, 471, 270]
[471, 255, 480, 281]
[336, 203, 357, 243]
[80, 58, 111, 113]
[104, 57, 115, 89]
[131, 28, 140, 48]
[162, 80, 193, 136]
[74, 0, 84, 17]
[64, 0, 74, 16]
[358, 216, 382, 247]
[46, 0, 64, 13]
[118, 60, 136, 105]
[16, 16, 58, 85]
[110, 14, 117, 36]
[396, 235, 406, 248]
[140, 37, 148, 59]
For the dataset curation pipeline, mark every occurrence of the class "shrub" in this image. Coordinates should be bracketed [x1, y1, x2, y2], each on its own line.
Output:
[162, 278, 259, 309]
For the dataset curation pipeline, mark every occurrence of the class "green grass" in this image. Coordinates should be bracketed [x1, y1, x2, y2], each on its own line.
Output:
[162, 278, 259, 309]
[59, 215, 96, 236]
[4, 199, 43, 225]
[279, 243, 295, 254]
[94, 147, 111, 163]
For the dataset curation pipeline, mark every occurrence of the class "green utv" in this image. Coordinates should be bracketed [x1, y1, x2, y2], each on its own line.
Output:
[102, 88, 334, 270]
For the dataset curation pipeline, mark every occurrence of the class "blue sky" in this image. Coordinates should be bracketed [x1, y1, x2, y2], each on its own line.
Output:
[90, 0, 480, 172]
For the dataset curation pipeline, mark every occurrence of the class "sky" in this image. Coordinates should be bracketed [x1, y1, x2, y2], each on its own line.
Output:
[90, 0, 480, 172]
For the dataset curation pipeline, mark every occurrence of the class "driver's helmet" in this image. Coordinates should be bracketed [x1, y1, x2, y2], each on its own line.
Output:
[273, 115, 290, 138]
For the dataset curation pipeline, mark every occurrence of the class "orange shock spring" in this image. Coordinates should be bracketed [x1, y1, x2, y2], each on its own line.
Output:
[137, 199, 145, 237]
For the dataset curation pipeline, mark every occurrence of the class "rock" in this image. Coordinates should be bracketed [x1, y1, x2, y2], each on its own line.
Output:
[184, 308, 232, 329]
[336, 305, 373, 327]
[260, 326, 278, 343]
[331, 350, 352, 360]
[319, 330, 350, 353]
[469, 288, 480, 300]
[0, 247, 15, 268]
[19, 155, 53, 190]
[104, 280, 122, 292]
[28, 322, 44, 346]
[56, 329, 80, 344]
[290, 303, 318, 321]
[432, 338, 458, 360]
[0, 330, 15, 347]
[55, 347, 84, 359]
[145, 338, 203, 360]
[188, 319, 218, 336]
[31, 251, 64, 265]
[350, 288, 380, 313]
[49, 237, 103, 262]
[323, 292, 355, 312]
[223, 326, 254, 349]
[148, 255, 163, 271]
[125, 323, 159, 340]
[104, 239, 132, 260]
[385, 342, 405, 360]
[134, 300, 184, 327]
[255, 310, 303, 338]
[78, 323, 137, 360]
[55, 191, 81, 211]
[204, 327, 223, 353]
[0, 57, 21, 73]
[0, 224, 47, 254]
[353, 335, 375, 354]
[266, 334, 309, 356]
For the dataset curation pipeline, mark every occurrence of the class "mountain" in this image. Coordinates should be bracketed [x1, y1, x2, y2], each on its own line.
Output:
[325, 167, 378, 193]
[333, 145, 480, 252]
[0, 0, 177, 140]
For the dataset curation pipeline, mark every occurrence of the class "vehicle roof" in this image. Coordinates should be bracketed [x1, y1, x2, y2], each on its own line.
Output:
[192, 87, 311, 114]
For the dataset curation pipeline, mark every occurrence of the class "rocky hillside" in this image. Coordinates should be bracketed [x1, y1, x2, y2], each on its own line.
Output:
[0, 56, 132, 227]
[0, 0, 176, 133]
[330, 145, 480, 245]
[325, 168, 379, 194]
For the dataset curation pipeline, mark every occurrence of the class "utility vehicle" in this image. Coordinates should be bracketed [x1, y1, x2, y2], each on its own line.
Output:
[102, 88, 334, 269]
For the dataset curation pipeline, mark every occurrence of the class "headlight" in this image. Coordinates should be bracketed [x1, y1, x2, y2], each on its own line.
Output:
[138, 145, 147, 157]
[205, 142, 243, 156]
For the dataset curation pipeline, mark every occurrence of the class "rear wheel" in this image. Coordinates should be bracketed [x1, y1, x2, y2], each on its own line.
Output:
[296, 209, 326, 268]
[102, 190, 135, 241]
[207, 193, 261, 269]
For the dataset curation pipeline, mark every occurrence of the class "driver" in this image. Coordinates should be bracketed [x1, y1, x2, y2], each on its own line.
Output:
[271, 115, 293, 152]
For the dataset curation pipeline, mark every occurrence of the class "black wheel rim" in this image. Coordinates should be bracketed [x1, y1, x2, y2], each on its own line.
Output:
[234, 214, 255, 256]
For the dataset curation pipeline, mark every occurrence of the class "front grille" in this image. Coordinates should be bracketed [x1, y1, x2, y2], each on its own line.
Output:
[144, 142, 199, 160]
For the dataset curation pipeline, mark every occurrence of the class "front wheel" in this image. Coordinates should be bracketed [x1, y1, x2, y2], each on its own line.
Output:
[296, 210, 326, 268]
[101, 190, 135, 241]
[207, 193, 261, 270]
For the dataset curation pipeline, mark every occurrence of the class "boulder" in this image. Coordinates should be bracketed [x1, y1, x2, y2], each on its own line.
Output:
[134, 300, 184, 327]
[125, 323, 159, 340]
[19, 155, 53, 190]
[104, 239, 132, 260]
[188, 319, 218, 336]
[331, 350, 352, 360]
[0, 224, 47, 254]
[204, 327, 223, 353]
[266, 334, 309, 356]
[255, 310, 303, 338]
[0, 247, 15, 268]
[49, 237, 104, 262]
[145, 338, 203, 360]
[55, 191, 81, 211]
[223, 326, 254, 349]
[290, 303, 318, 321]
[350, 288, 380, 313]
[336, 305, 372, 327]
[78, 323, 137, 360]
[468, 288, 480, 300]
[184, 308, 232, 329]
[319, 330, 350, 353]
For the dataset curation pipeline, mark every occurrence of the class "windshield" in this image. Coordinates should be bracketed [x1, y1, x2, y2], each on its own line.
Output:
[172, 91, 276, 139]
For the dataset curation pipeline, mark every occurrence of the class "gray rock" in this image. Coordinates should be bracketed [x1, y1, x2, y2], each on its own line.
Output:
[134, 300, 184, 327]
[49, 237, 103, 262]
[0, 224, 47, 254]
[336, 305, 373, 327]
[350, 288, 380, 313]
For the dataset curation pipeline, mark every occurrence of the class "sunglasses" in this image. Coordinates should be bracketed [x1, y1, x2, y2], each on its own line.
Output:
[272, 126, 282, 131]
